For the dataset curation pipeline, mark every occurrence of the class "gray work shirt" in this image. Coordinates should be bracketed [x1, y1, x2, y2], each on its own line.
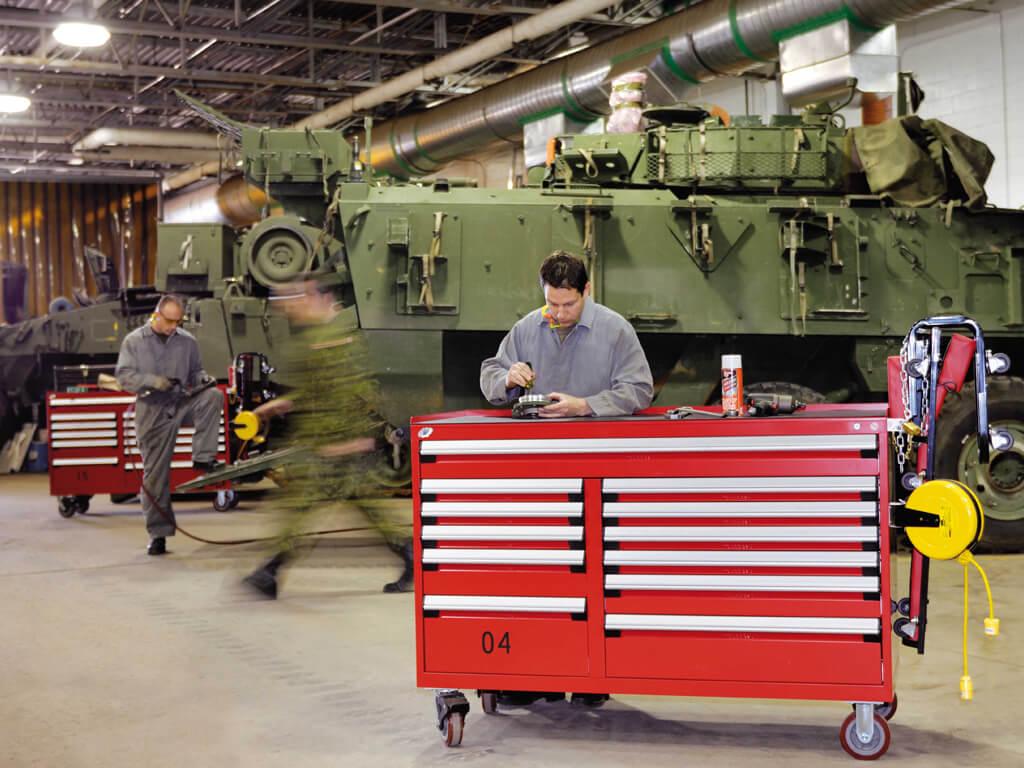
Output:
[115, 324, 207, 410]
[480, 299, 653, 416]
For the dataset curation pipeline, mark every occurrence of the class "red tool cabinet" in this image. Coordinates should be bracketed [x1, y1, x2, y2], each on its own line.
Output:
[413, 404, 895, 757]
[47, 388, 231, 517]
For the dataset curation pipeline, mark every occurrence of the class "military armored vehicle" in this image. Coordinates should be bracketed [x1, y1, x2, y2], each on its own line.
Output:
[1, 106, 1022, 545]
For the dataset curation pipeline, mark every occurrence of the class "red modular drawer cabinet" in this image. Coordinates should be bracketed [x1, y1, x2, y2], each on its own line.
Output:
[413, 405, 897, 757]
[47, 389, 231, 512]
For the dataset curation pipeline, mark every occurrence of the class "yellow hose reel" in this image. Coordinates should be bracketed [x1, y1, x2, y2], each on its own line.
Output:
[903, 479, 998, 701]
[904, 480, 983, 561]
[232, 410, 266, 444]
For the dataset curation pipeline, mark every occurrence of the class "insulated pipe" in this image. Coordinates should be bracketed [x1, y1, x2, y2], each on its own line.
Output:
[369, 0, 966, 176]
[73, 127, 225, 153]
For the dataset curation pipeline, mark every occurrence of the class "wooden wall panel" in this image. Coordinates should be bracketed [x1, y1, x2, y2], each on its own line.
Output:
[0, 181, 159, 318]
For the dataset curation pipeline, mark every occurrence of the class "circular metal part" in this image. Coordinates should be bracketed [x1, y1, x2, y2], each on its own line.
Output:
[239, 216, 339, 289]
[512, 394, 553, 419]
[957, 420, 1024, 522]
[905, 480, 984, 560]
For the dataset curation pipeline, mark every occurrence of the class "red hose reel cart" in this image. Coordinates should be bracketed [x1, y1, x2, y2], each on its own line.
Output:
[412, 316, 1009, 760]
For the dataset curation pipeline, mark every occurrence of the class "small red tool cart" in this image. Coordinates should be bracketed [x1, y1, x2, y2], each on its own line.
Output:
[47, 388, 234, 517]
[412, 405, 896, 757]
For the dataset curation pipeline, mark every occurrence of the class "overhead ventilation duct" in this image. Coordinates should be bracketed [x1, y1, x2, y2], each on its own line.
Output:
[366, 0, 967, 177]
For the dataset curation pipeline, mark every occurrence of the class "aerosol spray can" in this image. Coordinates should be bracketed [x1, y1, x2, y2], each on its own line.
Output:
[721, 354, 743, 416]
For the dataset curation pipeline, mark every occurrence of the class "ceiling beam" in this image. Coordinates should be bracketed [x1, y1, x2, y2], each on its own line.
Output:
[0, 7, 437, 57]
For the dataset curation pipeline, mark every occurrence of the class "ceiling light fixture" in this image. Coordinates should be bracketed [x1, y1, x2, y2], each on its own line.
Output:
[0, 93, 31, 113]
[54, 21, 111, 48]
[68, 157, 85, 166]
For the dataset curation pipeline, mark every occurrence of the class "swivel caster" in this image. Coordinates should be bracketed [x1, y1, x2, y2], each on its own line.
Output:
[839, 706, 891, 760]
[435, 690, 469, 748]
[479, 690, 498, 715]
[213, 490, 237, 512]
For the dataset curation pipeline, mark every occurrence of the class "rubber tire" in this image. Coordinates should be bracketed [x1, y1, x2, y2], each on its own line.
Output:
[838, 712, 891, 760]
[442, 712, 464, 748]
[479, 691, 498, 715]
[75, 495, 90, 514]
[58, 497, 76, 518]
[935, 377, 1024, 551]
[228, 491, 241, 509]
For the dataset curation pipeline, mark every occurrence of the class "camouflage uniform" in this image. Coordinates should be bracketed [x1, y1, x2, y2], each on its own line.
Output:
[244, 309, 412, 598]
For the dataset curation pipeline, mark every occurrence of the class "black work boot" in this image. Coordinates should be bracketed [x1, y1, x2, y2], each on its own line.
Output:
[147, 536, 167, 556]
[243, 551, 290, 599]
[383, 539, 414, 593]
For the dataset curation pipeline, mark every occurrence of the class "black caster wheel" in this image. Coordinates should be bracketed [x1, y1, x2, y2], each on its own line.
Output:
[839, 712, 891, 760]
[228, 491, 241, 509]
[58, 496, 76, 518]
[75, 495, 90, 514]
[213, 490, 237, 512]
[479, 691, 498, 715]
[897, 597, 911, 617]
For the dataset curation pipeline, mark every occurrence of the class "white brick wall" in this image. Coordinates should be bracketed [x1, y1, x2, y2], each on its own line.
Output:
[899, 1, 1024, 208]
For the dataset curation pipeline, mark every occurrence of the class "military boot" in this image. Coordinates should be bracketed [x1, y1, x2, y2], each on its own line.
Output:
[383, 539, 414, 593]
[243, 551, 290, 599]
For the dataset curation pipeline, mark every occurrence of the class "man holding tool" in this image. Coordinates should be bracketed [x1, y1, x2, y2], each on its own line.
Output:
[480, 251, 653, 416]
[115, 294, 222, 555]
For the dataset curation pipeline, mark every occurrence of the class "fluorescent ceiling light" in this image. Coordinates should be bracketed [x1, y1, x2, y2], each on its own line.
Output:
[0, 93, 31, 113]
[54, 22, 111, 48]
[68, 157, 85, 166]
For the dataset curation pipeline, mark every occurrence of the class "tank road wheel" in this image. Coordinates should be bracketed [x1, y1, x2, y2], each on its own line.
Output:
[839, 712, 891, 760]
[58, 496, 76, 518]
[213, 490, 237, 512]
[479, 691, 498, 715]
[936, 377, 1024, 551]
[443, 711, 464, 748]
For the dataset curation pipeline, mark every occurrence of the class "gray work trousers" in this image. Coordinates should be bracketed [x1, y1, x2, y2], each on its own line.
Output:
[135, 387, 222, 538]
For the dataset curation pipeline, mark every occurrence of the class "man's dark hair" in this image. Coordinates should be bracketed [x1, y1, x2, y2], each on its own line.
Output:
[155, 294, 185, 314]
[539, 250, 588, 293]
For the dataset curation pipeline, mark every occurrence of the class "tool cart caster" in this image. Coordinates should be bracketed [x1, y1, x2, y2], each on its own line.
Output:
[213, 490, 238, 512]
[839, 704, 891, 760]
[478, 691, 498, 715]
[852, 695, 897, 722]
[435, 690, 470, 748]
[58, 495, 90, 518]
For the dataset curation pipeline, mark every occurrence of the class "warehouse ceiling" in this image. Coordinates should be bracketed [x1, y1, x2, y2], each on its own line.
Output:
[0, 0, 663, 180]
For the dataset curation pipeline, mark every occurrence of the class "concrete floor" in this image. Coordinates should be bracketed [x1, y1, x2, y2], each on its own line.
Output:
[1, 473, 1022, 768]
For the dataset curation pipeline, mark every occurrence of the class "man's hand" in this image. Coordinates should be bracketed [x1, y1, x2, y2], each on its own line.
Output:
[318, 436, 378, 458]
[505, 362, 535, 390]
[253, 398, 294, 421]
[151, 375, 172, 391]
[539, 393, 593, 418]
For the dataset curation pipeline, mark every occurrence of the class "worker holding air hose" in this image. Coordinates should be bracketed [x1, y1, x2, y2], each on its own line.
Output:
[115, 294, 223, 556]
[241, 274, 414, 599]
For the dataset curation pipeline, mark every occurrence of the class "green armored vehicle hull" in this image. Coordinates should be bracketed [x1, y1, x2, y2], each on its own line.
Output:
[2, 109, 1022, 546]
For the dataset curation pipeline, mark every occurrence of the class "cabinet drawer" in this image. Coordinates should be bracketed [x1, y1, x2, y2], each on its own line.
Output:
[606, 633, 882, 685]
[424, 615, 589, 676]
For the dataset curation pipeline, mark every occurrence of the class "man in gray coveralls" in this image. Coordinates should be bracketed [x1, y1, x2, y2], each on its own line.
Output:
[115, 294, 222, 555]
